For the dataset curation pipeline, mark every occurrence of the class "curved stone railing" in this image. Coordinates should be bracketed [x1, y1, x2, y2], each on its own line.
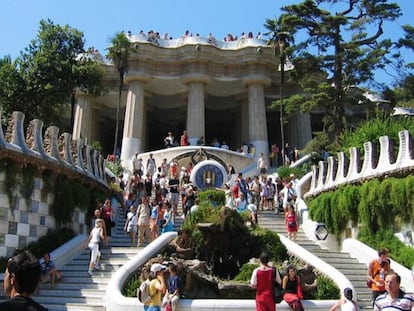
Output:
[304, 130, 414, 198]
[0, 110, 107, 186]
[129, 33, 267, 50]
[105, 232, 347, 311]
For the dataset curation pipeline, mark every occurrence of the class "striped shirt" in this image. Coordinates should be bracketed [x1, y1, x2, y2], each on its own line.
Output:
[374, 291, 414, 311]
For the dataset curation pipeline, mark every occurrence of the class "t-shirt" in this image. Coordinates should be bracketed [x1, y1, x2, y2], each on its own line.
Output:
[40, 260, 55, 275]
[168, 274, 181, 297]
[0, 296, 47, 311]
[168, 179, 179, 193]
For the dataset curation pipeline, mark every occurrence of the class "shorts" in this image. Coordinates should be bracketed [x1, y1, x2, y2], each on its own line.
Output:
[169, 193, 179, 205]
[88, 242, 101, 264]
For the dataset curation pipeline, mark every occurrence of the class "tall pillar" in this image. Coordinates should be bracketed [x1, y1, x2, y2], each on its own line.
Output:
[182, 75, 210, 145]
[120, 79, 148, 169]
[288, 113, 312, 149]
[240, 98, 249, 146]
[242, 75, 271, 160]
[72, 94, 91, 142]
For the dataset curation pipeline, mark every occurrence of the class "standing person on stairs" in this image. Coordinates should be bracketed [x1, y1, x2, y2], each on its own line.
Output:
[367, 247, 390, 304]
[85, 219, 105, 276]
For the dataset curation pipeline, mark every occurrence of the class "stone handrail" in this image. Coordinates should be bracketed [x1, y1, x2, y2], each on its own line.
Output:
[104, 232, 344, 311]
[304, 130, 414, 198]
[0, 110, 107, 186]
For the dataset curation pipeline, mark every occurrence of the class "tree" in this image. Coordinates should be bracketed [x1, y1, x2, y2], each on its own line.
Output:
[0, 19, 104, 129]
[106, 32, 132, 156]
[270, 0, 412, 143]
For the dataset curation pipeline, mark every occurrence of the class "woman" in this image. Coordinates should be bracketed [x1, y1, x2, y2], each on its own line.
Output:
[102, 199, 114, 246]
[85, 218, 105, 276]
[149, 199, 160, 241]
[282, 265, 304, 311]
[123, 205, 137, 246]
[161, 202, 175, 233]
[250, 252, 281, 311]
[285, 205, 299, 241]
[330, 287, 358, 311]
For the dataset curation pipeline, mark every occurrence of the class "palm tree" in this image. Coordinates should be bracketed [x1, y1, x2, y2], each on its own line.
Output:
[106, 32, 131, 156]
[264, 17, 294, 165]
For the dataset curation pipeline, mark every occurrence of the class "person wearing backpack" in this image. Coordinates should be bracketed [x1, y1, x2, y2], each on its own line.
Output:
[143, 263, 167, 310]
[367, 247, 390, 304]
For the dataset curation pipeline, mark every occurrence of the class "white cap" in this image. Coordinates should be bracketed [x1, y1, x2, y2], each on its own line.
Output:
[150, 263, 167, 273]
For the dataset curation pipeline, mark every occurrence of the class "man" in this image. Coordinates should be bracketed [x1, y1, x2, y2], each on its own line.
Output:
[0, 250, 47, 310]
[146, 263, 167, 310]
[368, 247, 391, 303]
[40, 253, 63, 289]
[374, 271, 414, 311]
[257, 152, 267, 175]
[168, 173, 180, 221]
[164, 132, 175, 148]
[163, 263, 181, 311]
[137, 196, 151, 247]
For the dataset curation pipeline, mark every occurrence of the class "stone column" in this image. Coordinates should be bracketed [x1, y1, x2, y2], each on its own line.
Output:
[72, 94, 91, 142]
[182, 75, 210, 146]
[242, 75, 271, 160]
[287, 113, 312, 149]
[120, 79, 148, 170]
[240, 97, 249, 146]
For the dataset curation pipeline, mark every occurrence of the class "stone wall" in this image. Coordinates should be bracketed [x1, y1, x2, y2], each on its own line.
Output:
[0, 110, 108, 257]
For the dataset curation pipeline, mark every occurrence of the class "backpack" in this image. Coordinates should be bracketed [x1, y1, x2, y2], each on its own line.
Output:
[137, 279, 151, 304]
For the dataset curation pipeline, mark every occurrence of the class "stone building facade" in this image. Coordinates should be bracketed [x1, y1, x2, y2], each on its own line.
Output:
[72, 34, 314, 164]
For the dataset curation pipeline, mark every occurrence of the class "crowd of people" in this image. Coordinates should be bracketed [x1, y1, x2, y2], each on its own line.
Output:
[126, 29, 264, 42]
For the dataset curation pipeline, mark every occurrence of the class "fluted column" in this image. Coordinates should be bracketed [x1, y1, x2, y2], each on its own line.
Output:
[120, 79, 147, 169]
[182, 74, 210, 146]
[72, 94, 91, 141]
[242, 75, 271, 160]
[240, 98, 249, 146]
[287, 113, 312, 149]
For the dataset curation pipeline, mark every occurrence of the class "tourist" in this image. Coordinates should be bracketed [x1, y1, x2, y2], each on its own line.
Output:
[40, 253, 63, 288]
[367, 247, 391, 303]
[0, 250, 47, 310]
[196, 136, 205, 146]
[124, 205, 138, 247]
[149, 199, 160, 241]
[160, 158, 169, 176]
[250, 252, 281, 311]
[144, 173, 153, 198]
[249, 176, 261, 209]
[161, 202, 175, 234]
[235, 192, 248, 213]
[145, 263, 167, 310]
[266, 178, 276, 211]
[146, 153, 157, 177]
[270, 144, 279, 168]
[162, 263, 181, 311]
[137, 196, 152, 247]
[164, 132, 175, 148]
[282, 265, 304, 311]
[168, 173, 180, 220]
[285, 205, 299, 241]
[102, 199, 114, 247]
[180, 130, 189, 146]
[374, 272, 414, 311]
[109, 176, 125, 210]
[85, 218, 105, 276]
[257, 152, 267, 175]
[330, 287, 358, 311]
[221, 141, 229, 150]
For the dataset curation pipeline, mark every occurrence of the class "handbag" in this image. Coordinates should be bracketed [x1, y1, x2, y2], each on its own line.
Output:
[272, 267, 283, 303]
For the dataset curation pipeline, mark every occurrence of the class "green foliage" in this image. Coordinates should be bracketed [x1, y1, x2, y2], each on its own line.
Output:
[1, 159, 19, 208]
[338, 117, 414, 154]
[250, 228, 288, 263]
[271, 1, 406, 142]
[233, 263, 258, 282]
[122, 273, 141, 297]
[277, 166, 306, 180]
[358, 228, 414, 269]
[90, 141, 103, 154]
[105, 159, 123, 176]
[0, 19, 103, 128]
[197, 189, 225, 207]
[307, 176, 414, 239]
[308, 274, 340, 300]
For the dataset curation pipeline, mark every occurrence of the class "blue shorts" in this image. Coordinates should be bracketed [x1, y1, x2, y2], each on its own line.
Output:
[144, 306, 161, 311]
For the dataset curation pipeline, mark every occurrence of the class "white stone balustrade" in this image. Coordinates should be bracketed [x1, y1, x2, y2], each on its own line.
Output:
[0, 110, 107, 187]
[305, 130, 414, 198]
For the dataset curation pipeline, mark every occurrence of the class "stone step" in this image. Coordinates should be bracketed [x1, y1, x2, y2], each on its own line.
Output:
[39, 303, 104, 311]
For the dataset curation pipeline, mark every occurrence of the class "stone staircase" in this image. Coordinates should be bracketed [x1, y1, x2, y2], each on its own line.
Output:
[258, 210, 372, 309]
[33, 210, 144, 310]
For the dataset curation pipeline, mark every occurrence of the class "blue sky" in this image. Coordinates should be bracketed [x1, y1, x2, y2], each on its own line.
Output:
[1, 0, 413, 86]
